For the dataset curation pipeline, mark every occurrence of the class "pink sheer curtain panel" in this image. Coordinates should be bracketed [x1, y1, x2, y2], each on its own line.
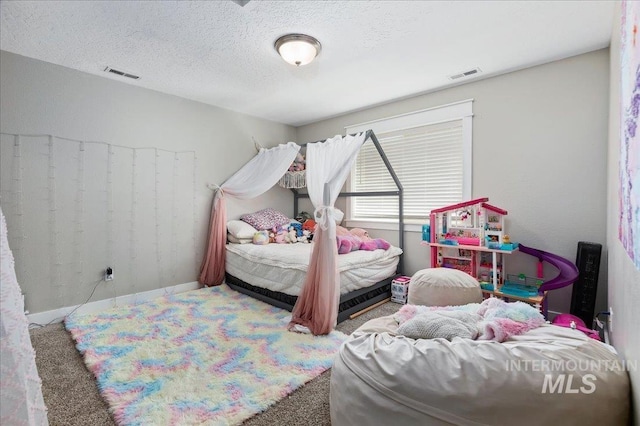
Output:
[199, 194, 227, 286]
[288, 226, 340, 335]
[289, 133, 366, 335]
[198, 142, 300, 287]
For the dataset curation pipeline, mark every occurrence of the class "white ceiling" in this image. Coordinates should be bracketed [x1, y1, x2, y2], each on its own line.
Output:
[1, 1, 614, 127]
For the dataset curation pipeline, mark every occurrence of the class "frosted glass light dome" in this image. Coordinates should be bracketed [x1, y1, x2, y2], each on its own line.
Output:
[275, 34, 321, 66]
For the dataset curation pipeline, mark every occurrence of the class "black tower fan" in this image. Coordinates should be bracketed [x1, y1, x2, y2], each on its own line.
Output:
[570, 241, 602, 325]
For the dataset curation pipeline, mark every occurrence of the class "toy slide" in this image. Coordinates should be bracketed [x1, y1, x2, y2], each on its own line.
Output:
[518, 244, 579, 292]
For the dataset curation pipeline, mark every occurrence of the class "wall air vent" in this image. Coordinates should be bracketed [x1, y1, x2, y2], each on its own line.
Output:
[104, 67, 140, 80]
[449, 67, 482, 80]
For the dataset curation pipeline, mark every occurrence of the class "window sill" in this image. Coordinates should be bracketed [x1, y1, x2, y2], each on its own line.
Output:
[344, 219, 424, 233]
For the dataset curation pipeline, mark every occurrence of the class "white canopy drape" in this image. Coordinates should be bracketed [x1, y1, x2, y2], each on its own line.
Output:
[0, 208, 49, 425]
[289, 133, 367, 334]
[213, 142, 301, 204]
[199, 142, 300, 286]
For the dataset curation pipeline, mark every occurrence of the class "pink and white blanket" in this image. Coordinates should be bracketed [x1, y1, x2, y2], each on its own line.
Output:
[395, 297, 546, 342]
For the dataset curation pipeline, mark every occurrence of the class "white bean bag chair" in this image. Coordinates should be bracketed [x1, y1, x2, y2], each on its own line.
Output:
[408, 268, 482, 306]
[330, 316, 629, 426]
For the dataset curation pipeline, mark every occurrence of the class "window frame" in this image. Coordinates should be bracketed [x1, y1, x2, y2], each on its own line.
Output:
[345, 99, 473, 231]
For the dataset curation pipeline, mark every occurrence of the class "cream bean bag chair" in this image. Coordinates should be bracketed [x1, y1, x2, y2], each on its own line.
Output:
[330, 316, 629, 426]
[408, 268, 482, 306]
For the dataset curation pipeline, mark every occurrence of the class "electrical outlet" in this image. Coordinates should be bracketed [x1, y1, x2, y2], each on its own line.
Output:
[105, 267, 114, 282]
[608, 306, 613, 333]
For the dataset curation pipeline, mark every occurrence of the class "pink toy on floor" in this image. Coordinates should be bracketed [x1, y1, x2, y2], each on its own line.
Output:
[552, 314, 601, 341]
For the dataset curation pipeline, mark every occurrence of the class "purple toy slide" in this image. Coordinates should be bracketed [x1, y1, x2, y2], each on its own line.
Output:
[518, 244, 579, 292]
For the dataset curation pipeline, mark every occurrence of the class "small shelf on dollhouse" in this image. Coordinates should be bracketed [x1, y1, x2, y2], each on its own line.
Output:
[441, 255, 473, 261]
[481, 288, 545, 305]
[421, 242, 518, 255]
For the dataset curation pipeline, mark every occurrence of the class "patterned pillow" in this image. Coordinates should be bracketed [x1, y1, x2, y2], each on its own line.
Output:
[240, 208, 290, 231]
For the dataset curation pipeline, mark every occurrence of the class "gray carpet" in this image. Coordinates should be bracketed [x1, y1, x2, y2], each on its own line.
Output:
[30, 297, 400, 426]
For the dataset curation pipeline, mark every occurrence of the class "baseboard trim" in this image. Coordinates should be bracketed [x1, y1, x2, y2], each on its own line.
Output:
[27, 281, 200, 326]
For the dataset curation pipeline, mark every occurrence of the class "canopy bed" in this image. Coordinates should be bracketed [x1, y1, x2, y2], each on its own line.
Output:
[199, 130, 404, 334]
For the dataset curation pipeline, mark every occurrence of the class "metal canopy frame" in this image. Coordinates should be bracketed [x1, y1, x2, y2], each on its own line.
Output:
[291, 129, 404, 273]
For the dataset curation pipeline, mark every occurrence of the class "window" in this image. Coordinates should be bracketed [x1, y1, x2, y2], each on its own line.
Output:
[346, 100, 472, 225]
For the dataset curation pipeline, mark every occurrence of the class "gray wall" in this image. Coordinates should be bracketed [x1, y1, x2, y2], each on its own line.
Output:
[0, 48, 613, 319]
[607, 2, 639, 420]
[297, 49, 610, 315]
[0, 50, 296, 314]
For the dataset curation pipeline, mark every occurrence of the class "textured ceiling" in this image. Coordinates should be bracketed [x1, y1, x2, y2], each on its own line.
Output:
[1, 1, 614, 126]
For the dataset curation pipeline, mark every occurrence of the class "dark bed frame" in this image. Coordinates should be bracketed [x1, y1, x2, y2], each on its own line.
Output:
[226, 274, 395, 323]
[226, 129, 405, 323]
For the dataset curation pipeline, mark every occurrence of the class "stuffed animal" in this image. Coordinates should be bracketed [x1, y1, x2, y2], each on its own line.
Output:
[337, 234, 361, 254]
[295, 211, 313, 223]
[297, 229, 311, 243]
[288, 152, 306, 172]
[284, 226, 298, 243]
[290, 222, 303, 237]
[335, 226, 391, 254]
[252, 230, 270, 245]
[302, 219, 316, 232]
[336, 225, 350, 236]
[359, 238, 391, 251]
[271, 225, 287, 243]
[349, 228, 370, 239]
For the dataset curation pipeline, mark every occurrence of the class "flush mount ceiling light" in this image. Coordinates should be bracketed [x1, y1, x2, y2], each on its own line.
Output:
[274, 34, 322, 66]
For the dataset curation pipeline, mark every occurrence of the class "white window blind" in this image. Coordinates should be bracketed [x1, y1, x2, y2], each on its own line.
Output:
[346, 100, 473, 224]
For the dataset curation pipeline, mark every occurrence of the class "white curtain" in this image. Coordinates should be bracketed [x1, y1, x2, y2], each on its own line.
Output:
[0, 208, 48, 425]
[289, 133, 367, 334]
[214, 141, 301, 204]
[200, 142, 300, 286]
[307, 133, 367, 219]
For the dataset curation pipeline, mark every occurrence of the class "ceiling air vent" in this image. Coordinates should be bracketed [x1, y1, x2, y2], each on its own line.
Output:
[449, 67, 482, 81]
[104, 67, 140, 80]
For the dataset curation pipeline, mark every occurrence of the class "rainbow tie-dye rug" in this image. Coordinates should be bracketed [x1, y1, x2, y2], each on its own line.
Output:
[65, 285, 347, 425]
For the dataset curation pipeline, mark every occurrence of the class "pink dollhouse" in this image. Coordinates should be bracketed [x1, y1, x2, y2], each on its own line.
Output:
[425, 198, 579, 317]
[428, 197, 514, 287]
[429, 197, 510, 249]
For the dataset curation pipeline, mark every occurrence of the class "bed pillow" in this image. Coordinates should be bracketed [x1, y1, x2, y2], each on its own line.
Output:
[227, 233, 253, 244]
[227, 220, 258, 239]
[240, 208, 290, 231]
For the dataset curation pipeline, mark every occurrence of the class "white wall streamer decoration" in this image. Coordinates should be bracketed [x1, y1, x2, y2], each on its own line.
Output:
[0, 133, 197, 314]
